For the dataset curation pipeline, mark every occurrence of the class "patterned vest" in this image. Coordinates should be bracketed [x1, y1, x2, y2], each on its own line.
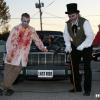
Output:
[67, 17, 86, 47]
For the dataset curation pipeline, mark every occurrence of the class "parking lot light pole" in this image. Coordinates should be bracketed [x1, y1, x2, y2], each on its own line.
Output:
[35, 0, 44, 31]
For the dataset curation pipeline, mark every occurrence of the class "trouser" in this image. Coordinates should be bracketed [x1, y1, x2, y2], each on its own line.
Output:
[3, 64, 22, 89]
[70, 44, 92, 92]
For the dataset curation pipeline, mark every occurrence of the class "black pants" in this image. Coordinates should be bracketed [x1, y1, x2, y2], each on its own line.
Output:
[70, 44, 92, 92]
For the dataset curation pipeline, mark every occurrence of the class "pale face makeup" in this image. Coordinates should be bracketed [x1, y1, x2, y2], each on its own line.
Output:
[21, 16, 30, 28]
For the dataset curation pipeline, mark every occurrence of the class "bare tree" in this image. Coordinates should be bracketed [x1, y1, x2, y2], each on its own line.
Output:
[0, 0, 10, 26]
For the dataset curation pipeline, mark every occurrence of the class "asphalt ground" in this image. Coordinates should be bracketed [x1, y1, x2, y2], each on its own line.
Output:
[0, 78, 100, 100]
[0, 60, 100, 100]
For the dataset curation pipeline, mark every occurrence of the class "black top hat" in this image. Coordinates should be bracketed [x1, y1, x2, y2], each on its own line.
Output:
[65, 3, 80, 14]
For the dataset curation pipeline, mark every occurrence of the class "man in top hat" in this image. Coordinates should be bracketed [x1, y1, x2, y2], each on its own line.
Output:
[63, 3, 94, 96]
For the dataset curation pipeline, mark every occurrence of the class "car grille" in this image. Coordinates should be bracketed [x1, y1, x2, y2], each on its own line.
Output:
[27, 52, 66, 66]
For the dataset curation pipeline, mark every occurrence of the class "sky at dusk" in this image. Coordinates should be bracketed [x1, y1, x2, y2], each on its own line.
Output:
[5, 0, 100, 33]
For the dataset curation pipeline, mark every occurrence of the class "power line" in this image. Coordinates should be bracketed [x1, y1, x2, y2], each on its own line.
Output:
[85, 15, 100, 17]
[42, 23, 64, 26]
[10, 17, 65, 19]
[45, 0, 56, 8]
[43, 11, 65, 19]
[33, 11, 39, 16]
[9, 14, 100, 20]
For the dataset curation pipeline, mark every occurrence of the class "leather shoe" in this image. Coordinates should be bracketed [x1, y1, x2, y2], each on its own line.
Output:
[4, 89, 14, 96]
[69, 88, 82, 92]
[83, 92, 90, 96]
[69, 88, 75, 92]
[0, 89, 3, 96]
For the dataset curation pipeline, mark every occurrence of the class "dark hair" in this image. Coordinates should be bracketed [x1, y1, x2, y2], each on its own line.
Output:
[21, 13, 30, 18]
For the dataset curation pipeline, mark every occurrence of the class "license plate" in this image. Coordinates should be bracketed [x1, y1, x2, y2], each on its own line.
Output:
[38, 70, 53, 78]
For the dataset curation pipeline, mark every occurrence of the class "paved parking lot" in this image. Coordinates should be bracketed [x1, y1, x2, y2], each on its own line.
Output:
[0, 58, 100, 100]
[0, 78, 100, 100]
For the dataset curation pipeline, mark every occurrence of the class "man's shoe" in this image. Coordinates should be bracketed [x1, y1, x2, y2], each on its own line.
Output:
[69, 88, 82, 92]
[0, 89, 3, 96]
[83, 92, 90, 96]
[69, 88, 75, 92]
[4, 89, 14, 96]
[77, 88, 82, 92]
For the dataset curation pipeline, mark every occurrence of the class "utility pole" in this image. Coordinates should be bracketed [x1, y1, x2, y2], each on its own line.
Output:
[35, 0, 44, 31]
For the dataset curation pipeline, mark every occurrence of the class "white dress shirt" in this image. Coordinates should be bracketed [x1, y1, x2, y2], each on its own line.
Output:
[63, 20, 94, 51]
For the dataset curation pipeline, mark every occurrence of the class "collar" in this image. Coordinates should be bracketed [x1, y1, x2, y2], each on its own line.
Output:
[71, 18, 78, 26]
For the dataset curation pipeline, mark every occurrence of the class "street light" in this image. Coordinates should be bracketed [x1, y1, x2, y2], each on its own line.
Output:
[35, 1, 44, 31]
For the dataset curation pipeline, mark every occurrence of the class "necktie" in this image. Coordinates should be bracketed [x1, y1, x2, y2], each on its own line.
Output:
[72, 24, 77, 36]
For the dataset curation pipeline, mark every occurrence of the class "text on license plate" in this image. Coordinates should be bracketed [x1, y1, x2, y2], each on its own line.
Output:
[38, 70, 53, 78]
